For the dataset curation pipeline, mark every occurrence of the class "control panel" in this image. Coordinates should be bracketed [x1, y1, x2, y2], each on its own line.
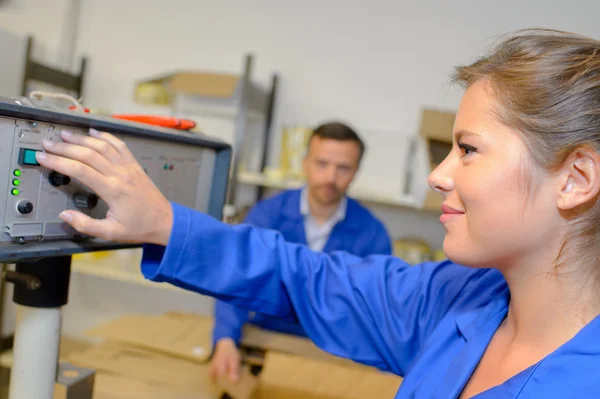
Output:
[0, 96, 231, 261]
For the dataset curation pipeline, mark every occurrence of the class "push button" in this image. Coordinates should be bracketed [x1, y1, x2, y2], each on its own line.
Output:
[73, 192, 98, 209]
[49, 171, 71, 187]
[17, 200, 33, 215]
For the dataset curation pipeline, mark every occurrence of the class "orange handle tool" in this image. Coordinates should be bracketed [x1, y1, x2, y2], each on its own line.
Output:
[68, 107, 197, 130]
[111, 114, 197, 130]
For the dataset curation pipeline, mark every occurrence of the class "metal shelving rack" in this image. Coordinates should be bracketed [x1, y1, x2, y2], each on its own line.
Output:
[135, 53, 280, 223]
[20, 36, 87, 98]
[236, 170, 420, 209]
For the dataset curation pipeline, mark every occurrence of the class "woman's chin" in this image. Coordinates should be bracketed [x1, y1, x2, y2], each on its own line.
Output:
[443, 238, 481, 268]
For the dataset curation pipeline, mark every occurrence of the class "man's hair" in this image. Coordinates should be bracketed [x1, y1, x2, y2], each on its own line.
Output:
[308, 122, 366, 161]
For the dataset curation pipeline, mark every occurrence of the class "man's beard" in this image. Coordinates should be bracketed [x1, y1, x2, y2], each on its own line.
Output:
[313, 184, 342, 205]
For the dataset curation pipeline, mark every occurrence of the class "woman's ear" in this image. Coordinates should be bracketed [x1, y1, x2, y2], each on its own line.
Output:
[557, 146, 600, 212]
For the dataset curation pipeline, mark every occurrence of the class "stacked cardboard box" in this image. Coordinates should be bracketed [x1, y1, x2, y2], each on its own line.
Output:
[254, 352, 401, 399]
[65, 312, 402, 399]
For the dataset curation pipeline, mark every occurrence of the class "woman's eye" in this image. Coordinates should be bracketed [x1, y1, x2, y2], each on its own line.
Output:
[458, 142, 477, 157]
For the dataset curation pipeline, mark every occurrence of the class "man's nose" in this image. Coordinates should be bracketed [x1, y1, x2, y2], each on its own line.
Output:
[323, 166, 337, 182]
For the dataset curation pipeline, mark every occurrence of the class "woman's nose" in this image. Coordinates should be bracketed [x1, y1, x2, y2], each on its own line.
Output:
[428, 160, 455, 195]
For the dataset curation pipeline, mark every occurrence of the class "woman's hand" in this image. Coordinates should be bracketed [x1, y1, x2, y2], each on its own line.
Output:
[35, 129, 173, 246]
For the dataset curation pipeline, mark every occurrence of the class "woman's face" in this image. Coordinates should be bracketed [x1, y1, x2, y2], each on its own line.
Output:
[428, 80, 560, 269]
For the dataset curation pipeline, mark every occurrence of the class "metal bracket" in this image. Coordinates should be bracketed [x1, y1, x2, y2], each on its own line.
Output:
[54, 362, 95, 399]
[4, 270, 41, 291]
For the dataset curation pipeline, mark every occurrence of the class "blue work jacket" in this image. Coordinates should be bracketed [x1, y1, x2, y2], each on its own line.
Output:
[141, 203, 600, 398]
[213, 189, 392, 344]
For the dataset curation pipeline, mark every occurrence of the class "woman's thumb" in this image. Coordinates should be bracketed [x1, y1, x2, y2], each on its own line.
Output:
[59, 210, 117, 241]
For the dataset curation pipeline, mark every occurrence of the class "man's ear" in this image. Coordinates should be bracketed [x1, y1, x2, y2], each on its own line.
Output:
[557, 146, 600, 213]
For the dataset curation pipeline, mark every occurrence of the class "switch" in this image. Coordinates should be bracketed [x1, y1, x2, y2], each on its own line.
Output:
[18, 148, 40, 167]
[49, 171, 71, 187]
[73, 192, 98, 209]
[17, 200, 33, 215]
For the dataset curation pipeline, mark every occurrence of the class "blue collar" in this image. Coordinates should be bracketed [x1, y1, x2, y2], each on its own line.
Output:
[299, 187, 347, 222]
[280, 189, 362, 229]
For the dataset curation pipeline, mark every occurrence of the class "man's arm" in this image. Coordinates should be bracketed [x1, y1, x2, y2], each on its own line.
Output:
[213, 301, 251, 345]
[212, 202, 273, 344]
[372, 222, 393, 255]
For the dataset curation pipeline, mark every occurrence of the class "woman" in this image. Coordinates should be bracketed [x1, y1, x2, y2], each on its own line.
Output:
[37, 29, 600, 398]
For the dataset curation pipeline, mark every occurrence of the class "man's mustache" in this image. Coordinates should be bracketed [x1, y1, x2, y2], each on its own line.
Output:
[317, 184, 338, 192]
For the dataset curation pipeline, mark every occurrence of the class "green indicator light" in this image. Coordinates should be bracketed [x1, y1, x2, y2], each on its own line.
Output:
[12, 179, 20, 187]
[164, 164, 169, 170]
[13, 169, 21, 177]
[11, 188, 19, 196]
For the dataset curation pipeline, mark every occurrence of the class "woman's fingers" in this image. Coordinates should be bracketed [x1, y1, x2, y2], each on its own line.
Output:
[41, 139, 117, 177]
[36, 128, 173, 246]
[59, 129, 123, 163]
[58, 210, 123, 242]
[88, 129, 137, 162]
[35, 151, 114, 199]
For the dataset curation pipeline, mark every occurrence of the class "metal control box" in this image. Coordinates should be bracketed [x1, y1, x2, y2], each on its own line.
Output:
[0, 96, 231, 262]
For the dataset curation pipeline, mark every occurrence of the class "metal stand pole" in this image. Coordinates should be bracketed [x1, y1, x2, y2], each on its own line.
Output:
[10, 306, 61, 398]
[5, 256, 71, 399]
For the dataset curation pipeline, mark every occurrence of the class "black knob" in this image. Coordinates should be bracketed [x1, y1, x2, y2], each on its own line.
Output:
[17, 200, 33, 215]
[73, 192, 98, 209]
[49, 171, 71, 187]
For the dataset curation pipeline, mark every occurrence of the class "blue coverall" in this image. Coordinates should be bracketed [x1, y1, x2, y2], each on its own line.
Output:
[213, 189, 392, 345]
[142, 203, 600, 398]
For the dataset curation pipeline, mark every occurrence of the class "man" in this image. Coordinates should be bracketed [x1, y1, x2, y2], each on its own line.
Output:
[209, 121, 392, 382]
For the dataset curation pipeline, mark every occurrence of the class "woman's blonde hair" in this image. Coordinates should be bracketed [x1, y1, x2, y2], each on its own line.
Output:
[453, 29, 600, 271]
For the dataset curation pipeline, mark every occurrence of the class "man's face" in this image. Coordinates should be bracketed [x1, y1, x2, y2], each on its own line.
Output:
[303, 136, 361, 205]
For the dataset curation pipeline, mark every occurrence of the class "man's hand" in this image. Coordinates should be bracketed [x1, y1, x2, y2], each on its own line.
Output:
[209, 338, 242, 383]
[35, 129, 173, 245]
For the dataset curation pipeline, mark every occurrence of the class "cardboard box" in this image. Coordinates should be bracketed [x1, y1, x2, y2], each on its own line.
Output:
[254, 352, 402, 399]
[134, 71, 240, 106]
[68, 341, 221, 399]
[67, 340, 402, 399]
[241, 324, 358, 367]
[418, 108, 456, 143]
[417, 108, 455, 212]
[92, 373, 209, 399]
[86, 312, 357, 367]
[82, 312, 403, 399]
[85, 313, 214, 363]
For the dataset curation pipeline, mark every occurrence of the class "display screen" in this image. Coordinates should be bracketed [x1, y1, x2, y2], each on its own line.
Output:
[18, 148, 40, 166]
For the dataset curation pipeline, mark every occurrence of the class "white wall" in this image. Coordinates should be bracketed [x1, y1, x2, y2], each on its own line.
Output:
[73, 0, 600, 148]
[0, 0, 74, 69]
[4, 1, 600, 243]
[74, 0, 600, 127]
[1, 0, 600, 338]
[72, 0, 600, 247]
